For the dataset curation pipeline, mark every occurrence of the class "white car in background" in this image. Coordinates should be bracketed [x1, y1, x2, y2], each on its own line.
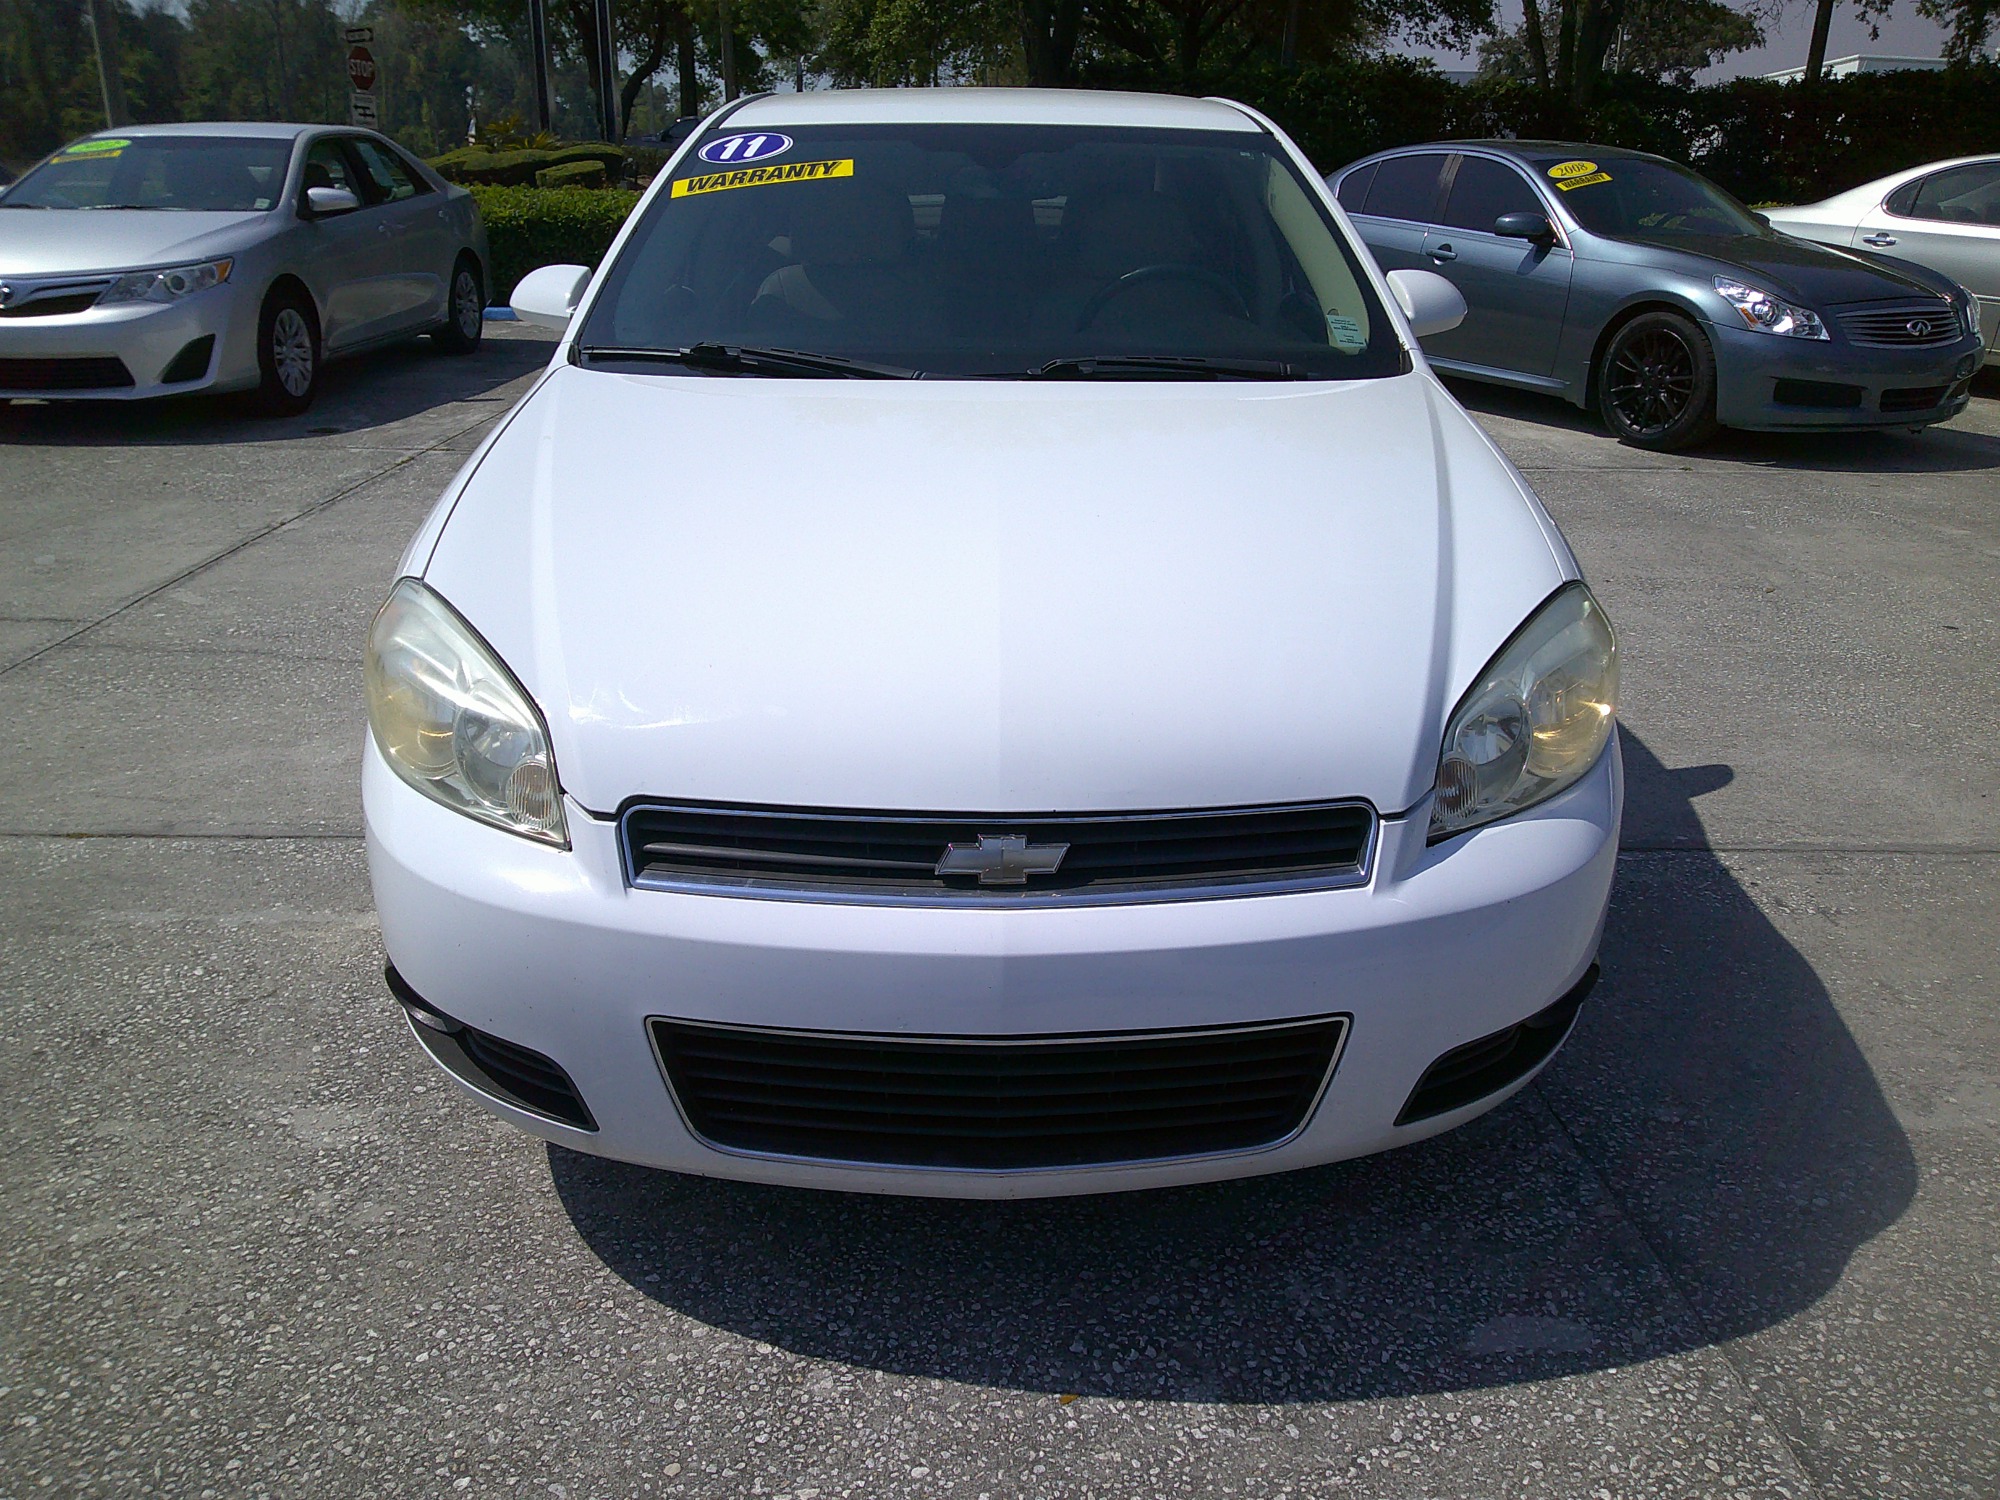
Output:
[364, 87, 1622, 1198]
[1766, 156, 1999, 364]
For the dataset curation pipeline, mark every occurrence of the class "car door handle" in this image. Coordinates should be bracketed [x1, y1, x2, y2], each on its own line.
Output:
[1428, 243, 1457, 263]
[1861, 232, 1897, 246]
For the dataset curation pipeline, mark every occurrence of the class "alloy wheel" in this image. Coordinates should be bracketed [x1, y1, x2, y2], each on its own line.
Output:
[453, 269, 481, 339]
[1606, 328, 1695, 438]
[272, 307, 314, 397]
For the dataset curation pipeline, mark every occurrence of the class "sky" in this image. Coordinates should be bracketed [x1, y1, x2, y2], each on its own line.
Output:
[1402, 0, 1957, 79]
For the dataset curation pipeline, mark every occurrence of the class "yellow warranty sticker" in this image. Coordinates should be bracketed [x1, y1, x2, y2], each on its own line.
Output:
[1548, 160, 1611, 189]
[672, 158, 854, 198]
[1554, 171, 1613, 190]
[58, 138, 130, 158]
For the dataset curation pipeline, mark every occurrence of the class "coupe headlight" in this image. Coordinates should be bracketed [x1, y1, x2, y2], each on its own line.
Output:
[1430, 584, 1618, 843]
[1712, 276, 1826, 340]
[365, 579, 568, 847]
[98, 258, 233, 306]
[1953, 283, 1982, 342]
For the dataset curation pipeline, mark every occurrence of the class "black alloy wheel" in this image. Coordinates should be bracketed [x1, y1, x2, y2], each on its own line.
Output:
[252, 287, 320, 417]
[1596, 310, 1718, 451]
[433, 256, 484, 354]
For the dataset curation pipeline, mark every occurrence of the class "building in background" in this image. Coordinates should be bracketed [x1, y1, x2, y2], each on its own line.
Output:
[1761, 53, 1947, 82]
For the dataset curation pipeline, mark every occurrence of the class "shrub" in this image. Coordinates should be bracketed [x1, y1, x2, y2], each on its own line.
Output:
[536, 160, 608, 190]
[432, 142, 628, 188]
[469, 184, 642, 305]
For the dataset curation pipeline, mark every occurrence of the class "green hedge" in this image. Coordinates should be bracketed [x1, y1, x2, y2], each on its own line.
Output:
[433, 142, 627, 188]
[535, 160, 608, 190]
[1222, 57, 2000, 206]
[469, 184, 641, 306]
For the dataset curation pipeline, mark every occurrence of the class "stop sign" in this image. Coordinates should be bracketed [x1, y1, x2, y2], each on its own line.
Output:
[347, 45, 377, 91]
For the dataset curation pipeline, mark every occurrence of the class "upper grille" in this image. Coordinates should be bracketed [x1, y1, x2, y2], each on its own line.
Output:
[0, 356, 134, 391]
[1835, 299, 1960, 348]
[653, 1014, 1349, 1170]
[620, 799, 1376, 904]
[0, 278, 113, 319]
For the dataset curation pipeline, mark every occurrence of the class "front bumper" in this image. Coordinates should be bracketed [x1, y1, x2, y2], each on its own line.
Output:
[0, 286, 255, 400]
[1710, 319, 1981, 431]
[364, 736, 1623, 1198]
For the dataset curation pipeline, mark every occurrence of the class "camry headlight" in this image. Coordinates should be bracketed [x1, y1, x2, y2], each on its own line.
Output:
[1430, 584, 1618, 843]
[1713, 276, 1826, 340]
[365, 579, 568, 847]
[98, 258, 233, 306]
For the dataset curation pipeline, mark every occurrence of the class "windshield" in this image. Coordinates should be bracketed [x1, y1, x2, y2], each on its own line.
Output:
[3, 136, 293, 212]
[1532, 155, 1763, 240]
[578, 122, 1404, 379]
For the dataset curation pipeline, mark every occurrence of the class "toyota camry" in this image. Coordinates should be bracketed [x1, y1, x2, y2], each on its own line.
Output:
[364, 88, 1622, 1197]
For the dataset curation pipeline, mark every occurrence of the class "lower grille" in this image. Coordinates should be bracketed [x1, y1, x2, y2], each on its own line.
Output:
[622, 799, 1375, 904]
[1772, 378, 1861, 409]
[1834, 299, 1959, 349]
[160, 335, 215, 384]
[1879, 384, 1948, 414]
[387, 966, 595, 1130]
[1397, 965, 1597, 1125]
[0, 292, 102, 318]
[653, 1015, 1349, 1170]
[0, 355, 135, 391]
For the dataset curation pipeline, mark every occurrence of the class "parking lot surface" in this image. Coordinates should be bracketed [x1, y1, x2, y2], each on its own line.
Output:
[2, 327, 1996, 1498]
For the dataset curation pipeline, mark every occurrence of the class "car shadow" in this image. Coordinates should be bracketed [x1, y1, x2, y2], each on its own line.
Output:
[547, 728, 1914, 1402]
[1443, 374, 2000, 474]
[0, 327, 555, 447]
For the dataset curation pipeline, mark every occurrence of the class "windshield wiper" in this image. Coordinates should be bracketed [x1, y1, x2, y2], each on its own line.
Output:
[578, 343, 921, 379]
[1029, 355, 1308, 380]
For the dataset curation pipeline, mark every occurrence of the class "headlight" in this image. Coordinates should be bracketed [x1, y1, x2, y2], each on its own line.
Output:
[1430, 584, 1618, 843]
[365, 579, 568, 847]
[97, 258, 233, 306]
[1953, 283, 1982, 341]
[1712, 276, 1826, 340]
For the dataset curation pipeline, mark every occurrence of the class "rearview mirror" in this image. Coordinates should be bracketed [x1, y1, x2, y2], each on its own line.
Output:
[1384, 268, 1468, 339]
[511, 264, 592, 330]
[305, 185, 360, 216]
[1494, 211, 1555, 243]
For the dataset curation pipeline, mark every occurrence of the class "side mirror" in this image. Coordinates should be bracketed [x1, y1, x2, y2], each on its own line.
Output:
[1752, 211, 1772, 230]
[1385, 268, 1468, 339]
[511, 264, 592, 330]
[1494, 211, 1556, 244]
[304, 185, 361, 216]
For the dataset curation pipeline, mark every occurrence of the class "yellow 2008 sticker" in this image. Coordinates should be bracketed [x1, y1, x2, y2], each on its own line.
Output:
[57, 138, 130, 160]
[1548, 159, 1612, 190]
[672, 159, 854, 198]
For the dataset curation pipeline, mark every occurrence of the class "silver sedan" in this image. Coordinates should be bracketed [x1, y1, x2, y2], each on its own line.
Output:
[0, 123, 489, 414]
[1766, 156, 1999, 366]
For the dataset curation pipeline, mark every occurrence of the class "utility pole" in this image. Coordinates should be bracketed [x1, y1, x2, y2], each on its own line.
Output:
[86, 0, 130, 127]
[1279, 0, 1299, 70]
[528, 0, 552, 132]
[718, 0, 737, 100]
[593, 0, 619, 140]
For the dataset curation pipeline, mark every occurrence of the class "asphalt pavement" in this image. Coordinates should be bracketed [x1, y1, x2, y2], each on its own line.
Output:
[2, 325, 1996, 1499]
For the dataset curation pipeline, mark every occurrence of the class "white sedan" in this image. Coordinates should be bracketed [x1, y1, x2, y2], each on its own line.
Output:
[363, 87, 1621, 1198]
[1766, 155, 1999, 365]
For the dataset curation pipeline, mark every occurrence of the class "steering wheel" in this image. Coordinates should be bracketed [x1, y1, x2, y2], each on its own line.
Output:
[1074, 264, 1251, 333]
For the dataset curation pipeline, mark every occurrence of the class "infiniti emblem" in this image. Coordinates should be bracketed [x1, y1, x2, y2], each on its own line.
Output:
[1907, 318, 1932, 337]
[935, 833, 1069, 886]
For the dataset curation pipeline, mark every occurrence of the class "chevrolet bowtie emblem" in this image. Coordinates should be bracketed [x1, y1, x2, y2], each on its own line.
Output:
[935, 833, 1069, 886]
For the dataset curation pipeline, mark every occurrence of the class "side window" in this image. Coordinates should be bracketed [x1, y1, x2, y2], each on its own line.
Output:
[1362, 153, 1447, 223]
[1335, 162, 1377, 213]
[351, 138, 418, 203]
[302, 140, 358, 197]
[1902, 162, 2000, 227]
[1441, 156, 1544, 232]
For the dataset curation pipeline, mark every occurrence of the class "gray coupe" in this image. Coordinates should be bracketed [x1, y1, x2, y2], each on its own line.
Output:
[1330, 141, 1984, 450]
[0, 123, 489, 415]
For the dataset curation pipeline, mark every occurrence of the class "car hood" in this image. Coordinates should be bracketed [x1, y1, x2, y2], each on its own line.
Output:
[1613, 229, 1951, 305]
[420, 366, 1573, 818]
[0, 208, 269, 275]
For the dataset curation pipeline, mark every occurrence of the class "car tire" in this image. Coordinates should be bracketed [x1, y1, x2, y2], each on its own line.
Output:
[1595, 311, 1719, 451]
[253, 288, 320, 417]
[432, 257, 484, 355]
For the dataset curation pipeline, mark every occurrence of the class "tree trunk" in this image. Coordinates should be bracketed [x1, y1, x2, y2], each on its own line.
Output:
[676, 5, 699, 115]
[718, 0, 737, 99]
[620, 31, 668, 137]
[1802, 0, 1836, 84]
[86, 0, 129, 127]
[1279, 0, 1299, 69]
[1020, 0, 1084, 86]
[1520, 0, 1552, 92]
[1553, 0, 1576, 98]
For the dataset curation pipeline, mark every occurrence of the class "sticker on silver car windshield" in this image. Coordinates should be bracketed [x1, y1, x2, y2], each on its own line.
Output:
[672, 159, 854, 198]
[1548, 160, 1612, 190]
[697, 132, 794, 166]
[1326, 314, 1367, 351]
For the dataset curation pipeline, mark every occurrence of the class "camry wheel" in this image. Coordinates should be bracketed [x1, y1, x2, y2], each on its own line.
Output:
[253, 289, 319, 417]
[1596, 311, 1718, 451]
[433, 258, 484, 354]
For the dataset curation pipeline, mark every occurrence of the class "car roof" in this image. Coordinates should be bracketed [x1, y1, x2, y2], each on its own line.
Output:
[723, 87, 1263, 134]
[1339, 140, 1673, 171]
[69, 122, 321, 143]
